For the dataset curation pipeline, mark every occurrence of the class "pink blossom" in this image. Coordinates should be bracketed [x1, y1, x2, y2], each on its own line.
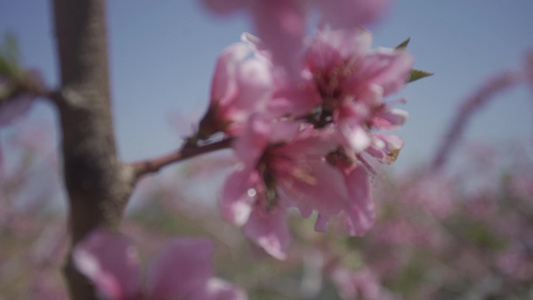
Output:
[73, 230, 247, 300]
[220, 115, 374, 258]
[303, 26, 412, 155]
[199, 42, 274, 138]
[200, 0, 388, 75]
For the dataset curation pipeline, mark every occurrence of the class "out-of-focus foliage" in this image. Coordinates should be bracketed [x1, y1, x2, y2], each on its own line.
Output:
[2, 129, 532, 299]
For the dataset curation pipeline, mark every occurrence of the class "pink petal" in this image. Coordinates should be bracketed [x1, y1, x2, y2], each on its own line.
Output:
[230, 58, 273, 123]
[243, 206, 290, 260]
[371, 107, 408, 129]
[340, 164, 374, 236]
[220, 169, 260, 226]
[147, 238, 215, 299]
[241, 32, 272, 62]
[276, 157, 350, 221]
[268, 119, 302, 143]
[274, 126, 340, 158]
[210, 43, 252, 106]
[73, 230, 141, 300]
[233, 114, 270, 167]
[365, 133, 404, 165]
[270, 75, 321, 117]
[250, 0, 307, 77]
[355, 83, 384, 106]
[355, 49, 414, 96]
[305, 27, 372, 74]
[190, 278, 248, 300]
[337, 103, 371, 153]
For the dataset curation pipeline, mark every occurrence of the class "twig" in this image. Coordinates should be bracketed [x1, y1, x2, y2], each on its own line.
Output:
[131, 137, 234, 178]
[431, 71, 523, 171]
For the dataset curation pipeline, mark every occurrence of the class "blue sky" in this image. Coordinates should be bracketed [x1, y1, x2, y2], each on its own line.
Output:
[1, 0, 533, 172]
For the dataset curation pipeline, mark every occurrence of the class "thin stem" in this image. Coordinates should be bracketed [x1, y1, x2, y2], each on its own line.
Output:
[131, 137, 234, 178]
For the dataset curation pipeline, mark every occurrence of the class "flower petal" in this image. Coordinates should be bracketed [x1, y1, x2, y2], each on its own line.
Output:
[356, 49, 414, 96]
[276, 157, 350, 221]
[305, 27, 372, 75]
[210, 43, 252, 106]
[371, 107, 408, 130]
[147, 238, 215, 299]
[220, 169, 260, 226]
[233, 113, 270, 167]
[243, 206, 290, 260]
[337, 102, 371, 153]
[230, 58, 274, 122]
[365, 134, 404, 165]
[250, 0, 306, 77]
[73, 230, 141, 300]
[340, 164, 375, 236]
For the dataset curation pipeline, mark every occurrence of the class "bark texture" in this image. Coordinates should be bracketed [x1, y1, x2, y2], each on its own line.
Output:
[53, 0, 135, 298]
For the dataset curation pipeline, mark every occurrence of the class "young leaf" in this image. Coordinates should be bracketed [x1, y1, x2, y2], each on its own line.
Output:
[408, 69, 433, 83]
[395, 38, 410, 50]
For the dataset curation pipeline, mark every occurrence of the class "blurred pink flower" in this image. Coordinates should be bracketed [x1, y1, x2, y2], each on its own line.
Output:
[331, 267, 400, 300]
[497, 242, 533, 280]
[200, 0, 388, 75]
[73, 230, 247, 300]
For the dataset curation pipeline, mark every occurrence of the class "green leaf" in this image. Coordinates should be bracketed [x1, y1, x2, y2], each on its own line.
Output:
[395, 37, 410, 50]
[408, 69, 433, 83]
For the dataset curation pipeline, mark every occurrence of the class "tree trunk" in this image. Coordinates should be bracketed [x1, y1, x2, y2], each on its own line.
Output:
[52, 0, 135, 298]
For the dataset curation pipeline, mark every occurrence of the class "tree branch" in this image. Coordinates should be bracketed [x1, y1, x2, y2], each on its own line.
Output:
[131, 137, 234, 178]
[431, 71, 523, 171]
[52, 0, 135, 299]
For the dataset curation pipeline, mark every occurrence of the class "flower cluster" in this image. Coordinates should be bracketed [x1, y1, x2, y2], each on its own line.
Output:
[197, 22, 413, 258]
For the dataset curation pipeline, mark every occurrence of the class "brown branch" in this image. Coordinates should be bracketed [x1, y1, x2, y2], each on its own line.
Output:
[132, 137, 234, 178]
[52, 0, 136, 299]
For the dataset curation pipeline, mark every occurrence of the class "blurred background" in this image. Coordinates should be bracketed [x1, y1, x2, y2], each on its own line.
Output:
[1, 1, 533, 299]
